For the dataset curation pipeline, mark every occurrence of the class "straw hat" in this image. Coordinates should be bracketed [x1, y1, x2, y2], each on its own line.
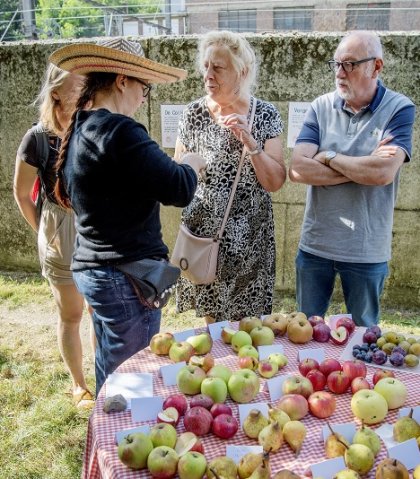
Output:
[49, 37, 187, 83]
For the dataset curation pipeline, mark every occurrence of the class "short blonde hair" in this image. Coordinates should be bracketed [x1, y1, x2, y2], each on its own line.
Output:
[197, 30, 257, 95]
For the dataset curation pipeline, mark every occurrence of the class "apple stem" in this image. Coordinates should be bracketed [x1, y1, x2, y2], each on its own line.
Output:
[408, 408, 413, 419]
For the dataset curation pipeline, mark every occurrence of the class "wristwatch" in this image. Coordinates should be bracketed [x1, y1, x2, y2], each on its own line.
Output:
[324, 150, 337, 167]
[248, 145, 263, 156]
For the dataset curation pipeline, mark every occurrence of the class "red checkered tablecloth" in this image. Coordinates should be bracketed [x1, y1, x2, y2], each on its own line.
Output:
[82, 327, 419, 479]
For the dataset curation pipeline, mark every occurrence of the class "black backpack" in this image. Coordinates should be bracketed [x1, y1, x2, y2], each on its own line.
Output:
[29, 122, 50, 219]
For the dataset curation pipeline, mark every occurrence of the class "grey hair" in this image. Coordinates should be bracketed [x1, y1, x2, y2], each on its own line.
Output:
[339, 31, 383, 59]
[197, 30, 257, 95]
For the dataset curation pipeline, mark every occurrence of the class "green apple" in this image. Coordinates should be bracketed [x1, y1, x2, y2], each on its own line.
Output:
[186, 333, 213, 355]
[238, 344, 259, 360]
[149, 423, 177, 448]
[207, 364, 232, 385]
[147, 446, 179, 479]
[257, 359, 278, 378]
[373, 377, 407, 409]
[200, 377, 228, 403]
[150, 332, 175, 355]
[351, 390, 388, 424]
[239, 316, 263, 333]
[117, 432, 153, 469]
[231, 331, 252, 353]
[228, 369, 260, 403]
[250, 326, 275, 346]
[169, 341, 195, 363]
[176, 365, 206, 395]
[177, 451, 207, 479]
[268, 352, 288, 369]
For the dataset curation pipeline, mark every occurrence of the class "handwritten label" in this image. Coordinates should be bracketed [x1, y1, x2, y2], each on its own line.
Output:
[266, 374, 290, 401]
[321, 422, 356, 444]
[311, 457, 346, 479]
[388, 438, 420, 470]
[173, 329, 196, 342]
[258, 344, 284, 360]
[160, 361, 186, 386]
[398, 406, 420, 423]
[131, 397, 164, 422]
[208, 320, 230, 340]
[226, 445, 264, 464]
[298, 348, 325, 363]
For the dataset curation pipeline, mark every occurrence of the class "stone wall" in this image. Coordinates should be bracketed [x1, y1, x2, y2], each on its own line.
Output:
[0, 33, 418, 307]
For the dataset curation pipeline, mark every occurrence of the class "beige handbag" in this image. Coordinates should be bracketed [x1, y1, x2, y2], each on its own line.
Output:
[171, 98, 257, 285]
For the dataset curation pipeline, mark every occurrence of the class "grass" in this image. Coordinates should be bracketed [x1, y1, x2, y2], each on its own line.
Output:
[0, 272, 419, 478]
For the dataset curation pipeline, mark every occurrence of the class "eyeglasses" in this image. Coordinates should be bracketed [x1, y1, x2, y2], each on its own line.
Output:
[132, 78, 152, 97]
[327, 57, 376, 73]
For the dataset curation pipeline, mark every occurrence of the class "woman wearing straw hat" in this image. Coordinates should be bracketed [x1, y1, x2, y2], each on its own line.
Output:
[51, 38, 204, 395]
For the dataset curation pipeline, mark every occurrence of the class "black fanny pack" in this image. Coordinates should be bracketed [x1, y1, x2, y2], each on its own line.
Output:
[117, 258, 180, 310]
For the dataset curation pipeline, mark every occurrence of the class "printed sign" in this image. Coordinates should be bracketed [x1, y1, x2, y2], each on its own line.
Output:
[161, 105, 186, 148]
[287, 102, 310, 148]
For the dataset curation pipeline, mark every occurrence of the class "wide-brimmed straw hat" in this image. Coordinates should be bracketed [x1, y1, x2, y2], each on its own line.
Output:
[49, 37, 187, 83]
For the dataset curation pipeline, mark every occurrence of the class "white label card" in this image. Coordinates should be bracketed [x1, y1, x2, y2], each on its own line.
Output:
[131, 396, 164, 422]
[173, 329, 196, 342]
[328, 313, 352, 330]
[388, 438, 420, 470]
[208, 320, 230, 340]
[258, 344, 284, 359]
[298, 348, 325, 363]
[311, 457, 346, 479]
[266, 374, 290, 401]
[321, 422, 357, 444]
[226, 445, 264, 464]
[160, 104, 186, 148]
[160, 361, 186, 386]
[287, 101, 311, 148]
[398, 406, 420, 423]
[238, 403, 269, 427]
[115, 425, 150, 445]
[105, 372, 153, 409]
[375, 423, 398, 449]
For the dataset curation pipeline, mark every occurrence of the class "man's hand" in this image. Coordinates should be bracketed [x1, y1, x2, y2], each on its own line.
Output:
[371, 137, 398, 159]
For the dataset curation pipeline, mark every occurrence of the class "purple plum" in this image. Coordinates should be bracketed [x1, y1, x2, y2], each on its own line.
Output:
[389, 352, 405, 367]
[372, 350, 387, 365]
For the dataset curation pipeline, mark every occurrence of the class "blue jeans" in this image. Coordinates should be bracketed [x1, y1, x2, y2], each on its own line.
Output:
[295, 249, 388, 327]
[73, 266, 161, 396]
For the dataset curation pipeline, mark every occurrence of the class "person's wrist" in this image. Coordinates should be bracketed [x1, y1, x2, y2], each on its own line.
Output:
[324, 150, 337, 167]
[248, 144, 262, 156]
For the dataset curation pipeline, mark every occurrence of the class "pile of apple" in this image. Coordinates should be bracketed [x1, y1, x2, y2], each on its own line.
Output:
[309, 315, 356, 346]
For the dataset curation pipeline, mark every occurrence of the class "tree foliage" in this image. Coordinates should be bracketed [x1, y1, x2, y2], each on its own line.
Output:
[0, 0, 24, 41]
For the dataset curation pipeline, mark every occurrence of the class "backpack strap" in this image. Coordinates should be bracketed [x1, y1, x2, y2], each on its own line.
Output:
[29, 122, 50, 218]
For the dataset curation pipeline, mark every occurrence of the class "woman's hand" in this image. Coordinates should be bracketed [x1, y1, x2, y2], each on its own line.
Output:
[218, 113, 258, 152]
[180, 152, 206, 179]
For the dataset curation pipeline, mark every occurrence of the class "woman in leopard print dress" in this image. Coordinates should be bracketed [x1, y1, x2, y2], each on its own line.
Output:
[174, 31, 286, 323]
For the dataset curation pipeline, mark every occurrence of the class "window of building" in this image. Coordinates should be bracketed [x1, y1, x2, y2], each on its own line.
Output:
[218, 9, 257, 32]
[273, 7, 313, 31]
[346, 3, 390, 30]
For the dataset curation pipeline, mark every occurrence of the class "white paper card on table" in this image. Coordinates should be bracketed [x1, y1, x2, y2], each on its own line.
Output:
[160, 361, 186, 386]
[328, 313, 352, 330]
[105, 372, 153, 408]
[258, 344, 284, 359]
[207, 320, 230, 340]
[321, 422, 356, 444]
[298, 347, 325, 363]
[226, 445, 264, 464]
[115, 424, 150, 445]
[375, 423, 398, 449]
[238, 403, 269, 426]
[311, 457, 346, 479]
[173, 329, 196, 342]
[398, 406, 420, 423]
[266, 374, 290, 401]
[131, 396, 164, 422]
[388, 438, 420, 470]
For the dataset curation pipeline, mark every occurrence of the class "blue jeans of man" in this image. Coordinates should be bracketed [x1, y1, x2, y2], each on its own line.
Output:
[295, 249, 388, 327]
[73, 266, 161, 396]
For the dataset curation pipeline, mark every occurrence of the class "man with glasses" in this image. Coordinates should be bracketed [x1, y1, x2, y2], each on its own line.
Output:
[289, 31, 415, 327]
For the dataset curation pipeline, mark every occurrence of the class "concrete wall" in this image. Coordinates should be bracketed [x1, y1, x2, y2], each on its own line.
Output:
[0, 33, 419, 307]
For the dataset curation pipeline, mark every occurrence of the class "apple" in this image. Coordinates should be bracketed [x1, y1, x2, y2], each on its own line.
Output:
[298, 358, 319, 377]
[238, 355, 258, 370]
[239, 316, 263, 333]
[374, 377, 407, 409]
[150, 423, 177, 448]
[257, 359, 278, 378]
[351, 377, 371, 394]
[351, 389, 388, 424]
[207, 365, 232, 385]
[150, 332, 175, 355]
[262, 313, 289, 336]
[200, 377, 228, 403]
[227, 369, 260, 403]
[231, 331, 252, 352]
[221, 327, 236, 344]
[118, 432, 153, 469]
[211, 413, 239, 439]
[306, 369, 327, 391]
[147, 446, 179, 479]
[177, 451, 207, 479]
[175, 432, 204, 456]
[336, 316, 356, 335]
[238, 345, 259, 360]
[184, 406, 213, 436]
[250, 326, 275, 346]
[276, 393, 309, 420]
[268, 352, 288, 369]
[188, 353, 214, 372]
[287, 318, 313, 344]
[308, 391, 336, 418]
[319, 358, 342, 377]
[372, 369, 395, 385]
[163, 393, 188, 416]
[308, 315, 325, 327]
[210, 403, 233, 418]
[186, 333, 213, 355]
[342, 359, 367, 381]
[282, 375, 314, 398]
[190, 393, 214, 410]
[327, 371, 351, 394]
[157, 407, 180, 426]
[312, 323, 331, 342]
[169, 341, 195, 363]
[330, 326, 349, 345]
[176, 365, 206, 395]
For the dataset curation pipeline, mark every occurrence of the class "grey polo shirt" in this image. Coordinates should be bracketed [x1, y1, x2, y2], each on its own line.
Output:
[295, 81, 415, 263]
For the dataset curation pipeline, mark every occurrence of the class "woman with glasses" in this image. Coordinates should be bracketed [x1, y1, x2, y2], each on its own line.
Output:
[51, 38, 205, 394]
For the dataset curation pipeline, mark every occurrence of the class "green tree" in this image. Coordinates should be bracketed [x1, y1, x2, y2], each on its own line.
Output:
[0, 0, 24, 41]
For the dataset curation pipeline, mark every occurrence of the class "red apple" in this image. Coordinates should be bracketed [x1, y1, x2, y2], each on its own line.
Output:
[342, 359, 367, 381]
[308, 315, 325, 327]
[183, 406, 213, 436]
[276, 394, 309, 420]
[211, 413, 239, 439]
[330, 326, 349, 345]
[306, 369, 327, 391]
[188, 353, 215, 373]
[238, 356, 258, 371]
[372, 369, 395, 385]
[308, 391, 336, 418]
[210, 403, 233, 418]
[298, 358, 320, 377]
[189, 394, 214, 410]
[327, 370, 351, 394]
[174, 432, 204, 456]
[312, 323, 332, 343]
[319, 358, 342, 377]
[163, 394, 188, 416]
[282, 375, 314, 399]
[336, 316, 356, 335]
[157, 407, 180, 426]
[351, 377, 371, 394]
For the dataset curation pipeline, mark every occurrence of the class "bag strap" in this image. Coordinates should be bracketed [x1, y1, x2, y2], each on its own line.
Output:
[31, 122, 50, 173]
[216, 97, 258, 240]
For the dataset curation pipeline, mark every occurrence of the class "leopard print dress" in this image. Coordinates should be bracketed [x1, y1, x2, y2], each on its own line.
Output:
[175, 96, 284, 322]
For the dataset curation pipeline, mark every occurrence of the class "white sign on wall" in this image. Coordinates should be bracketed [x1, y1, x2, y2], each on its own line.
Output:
[161, 104, 186, 148]
[287, 101, 311, 148]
